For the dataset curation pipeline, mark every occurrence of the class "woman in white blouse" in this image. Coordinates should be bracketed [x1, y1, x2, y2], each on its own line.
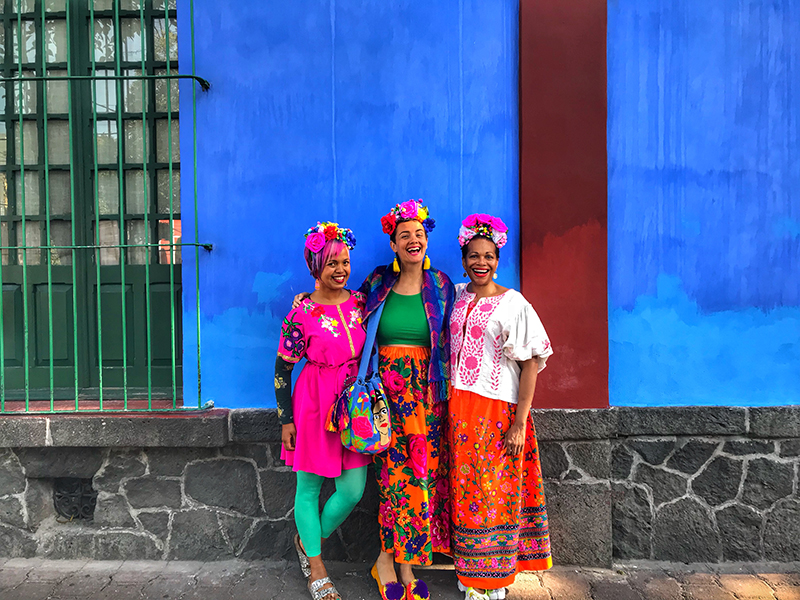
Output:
[448, 214, 553, 600]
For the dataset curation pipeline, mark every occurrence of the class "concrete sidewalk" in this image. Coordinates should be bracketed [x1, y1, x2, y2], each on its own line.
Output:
[0, 558, 797, 600]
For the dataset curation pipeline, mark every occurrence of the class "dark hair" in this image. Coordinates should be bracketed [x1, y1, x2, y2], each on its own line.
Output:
[390, 218, 427, 243]
[461, 235, 500, 259]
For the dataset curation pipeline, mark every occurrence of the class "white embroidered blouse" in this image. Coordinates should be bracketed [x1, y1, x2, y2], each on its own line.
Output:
[450, 283, 553, 404]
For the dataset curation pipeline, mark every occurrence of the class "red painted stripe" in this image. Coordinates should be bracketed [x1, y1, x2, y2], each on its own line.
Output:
[519, 0, 608, 408]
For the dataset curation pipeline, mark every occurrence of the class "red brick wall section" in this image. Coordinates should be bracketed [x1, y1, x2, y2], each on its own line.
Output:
[519, 0, 609, 408]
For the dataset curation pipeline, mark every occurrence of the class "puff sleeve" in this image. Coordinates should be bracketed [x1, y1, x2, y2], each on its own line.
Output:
[502, 300, 553, 372]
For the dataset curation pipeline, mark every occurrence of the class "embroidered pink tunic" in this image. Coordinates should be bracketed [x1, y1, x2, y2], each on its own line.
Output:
[450, 283, 553, 403]
[278, 292, 372, 477]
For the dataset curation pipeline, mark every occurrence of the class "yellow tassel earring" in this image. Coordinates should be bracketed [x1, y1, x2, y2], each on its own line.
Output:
[392, 257, 400, 273]
[423, 255, 431, 270]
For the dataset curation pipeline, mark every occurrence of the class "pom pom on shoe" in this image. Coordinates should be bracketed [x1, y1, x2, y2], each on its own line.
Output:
[407, 579, 430, 600]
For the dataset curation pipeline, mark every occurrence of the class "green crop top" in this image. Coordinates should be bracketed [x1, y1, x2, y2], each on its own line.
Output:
[377, 291, 431, 347]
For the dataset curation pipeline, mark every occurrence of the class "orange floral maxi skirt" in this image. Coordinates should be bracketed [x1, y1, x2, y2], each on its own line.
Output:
[449, 387, 552, 589]
[374, 346, 451, 565]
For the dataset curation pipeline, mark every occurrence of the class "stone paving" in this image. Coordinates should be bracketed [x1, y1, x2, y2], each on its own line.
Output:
[0, 558, 797, 599]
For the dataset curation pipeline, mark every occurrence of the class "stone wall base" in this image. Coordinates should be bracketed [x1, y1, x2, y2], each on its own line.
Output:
[0, 406, 796, 564]
[0, 444, 375, 561]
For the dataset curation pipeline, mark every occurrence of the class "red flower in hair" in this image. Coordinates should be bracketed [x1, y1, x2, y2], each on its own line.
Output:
[381, 214, 397, 234]
[324, 225, 338, 240]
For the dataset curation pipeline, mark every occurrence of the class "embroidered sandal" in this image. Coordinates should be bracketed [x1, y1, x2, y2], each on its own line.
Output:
[405, 578, 430, 600]
[309, 576, 341, 600]
[294, 533, 311, 578]
[370, 563, 406, 600]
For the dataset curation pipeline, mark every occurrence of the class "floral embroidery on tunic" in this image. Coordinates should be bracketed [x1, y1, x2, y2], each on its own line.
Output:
[347, 309, 362, 330]
[279, 314, 305, 361]
[301, 300, 342, 338]
[488, 333, 504, 394]
[319, 314, 340, 337]
[451, 292, 504, 387]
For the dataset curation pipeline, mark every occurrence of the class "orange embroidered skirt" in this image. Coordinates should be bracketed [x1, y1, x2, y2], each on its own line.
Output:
[449, 387, 552, 589]
[374, 346, 451, 565]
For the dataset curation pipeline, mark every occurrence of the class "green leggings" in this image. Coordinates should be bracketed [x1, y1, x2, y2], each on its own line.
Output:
[295, 466, 367, 558]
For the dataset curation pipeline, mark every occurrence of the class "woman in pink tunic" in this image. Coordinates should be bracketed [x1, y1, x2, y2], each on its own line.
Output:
[279, 291, 370, 474]
[275, 221, 371, 600]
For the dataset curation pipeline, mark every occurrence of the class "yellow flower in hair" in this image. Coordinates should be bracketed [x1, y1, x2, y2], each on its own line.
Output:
[418, 207, 428, 221]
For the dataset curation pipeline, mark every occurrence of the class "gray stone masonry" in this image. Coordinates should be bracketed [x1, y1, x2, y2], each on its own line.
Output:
[0, 406, 796, 566]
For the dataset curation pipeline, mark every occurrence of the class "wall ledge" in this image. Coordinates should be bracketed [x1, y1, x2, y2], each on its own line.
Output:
[227, 406, 800, 443]
[229, 408, 281, 443]
[614, 406, 748, 437]
[1, 406, 797, 448]
[0, 410, 230, 448]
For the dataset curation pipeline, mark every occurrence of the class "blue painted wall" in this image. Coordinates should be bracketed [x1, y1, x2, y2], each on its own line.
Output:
[608, 0, 800, 405]
[179, 1, 520, 408]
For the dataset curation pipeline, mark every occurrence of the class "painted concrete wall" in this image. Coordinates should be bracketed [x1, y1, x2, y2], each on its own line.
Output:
[608, 0, 800, 405]
[179, 1, 520, 408]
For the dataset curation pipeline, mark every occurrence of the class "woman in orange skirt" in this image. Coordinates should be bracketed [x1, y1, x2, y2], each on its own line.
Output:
[363, 200, 455, 600]
[449, 214, 553, 600]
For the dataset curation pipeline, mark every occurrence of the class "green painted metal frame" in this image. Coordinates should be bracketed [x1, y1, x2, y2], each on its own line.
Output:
[0, 0, 210, 413]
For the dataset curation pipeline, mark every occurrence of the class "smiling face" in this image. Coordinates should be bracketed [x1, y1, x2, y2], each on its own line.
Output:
[390, 220, 428, 268]
[462, 236, 499, 287]
[318, 247, 351, 292]
[372, 395, 390, 445]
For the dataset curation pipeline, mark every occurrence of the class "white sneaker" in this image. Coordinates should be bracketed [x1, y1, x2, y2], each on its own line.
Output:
[457, 580, 507, 600]
[465, 588, 490, 600]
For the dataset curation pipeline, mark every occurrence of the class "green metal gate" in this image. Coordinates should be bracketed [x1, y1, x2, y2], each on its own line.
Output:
[0, 0, 208, 412]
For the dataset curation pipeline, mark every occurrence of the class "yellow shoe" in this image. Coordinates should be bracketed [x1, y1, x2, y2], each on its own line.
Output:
[370, 563, 406, 600]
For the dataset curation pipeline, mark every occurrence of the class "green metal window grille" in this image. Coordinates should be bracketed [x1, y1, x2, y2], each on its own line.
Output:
[0, 0, 209, 412]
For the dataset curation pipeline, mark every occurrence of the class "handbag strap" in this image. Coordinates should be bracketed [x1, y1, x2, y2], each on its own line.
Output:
[357, 300, 385, 380]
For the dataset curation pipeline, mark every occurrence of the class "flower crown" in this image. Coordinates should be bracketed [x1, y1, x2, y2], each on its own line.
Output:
[304, 221, 356, 254]
[380, 199, 436, 235]
[458, 213, 509, 249]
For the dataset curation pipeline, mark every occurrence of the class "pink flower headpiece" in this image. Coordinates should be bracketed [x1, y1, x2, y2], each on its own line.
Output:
[380, 199, 436, 236]
[304, 221, 356, 254]
[458, 214, 508, 249]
